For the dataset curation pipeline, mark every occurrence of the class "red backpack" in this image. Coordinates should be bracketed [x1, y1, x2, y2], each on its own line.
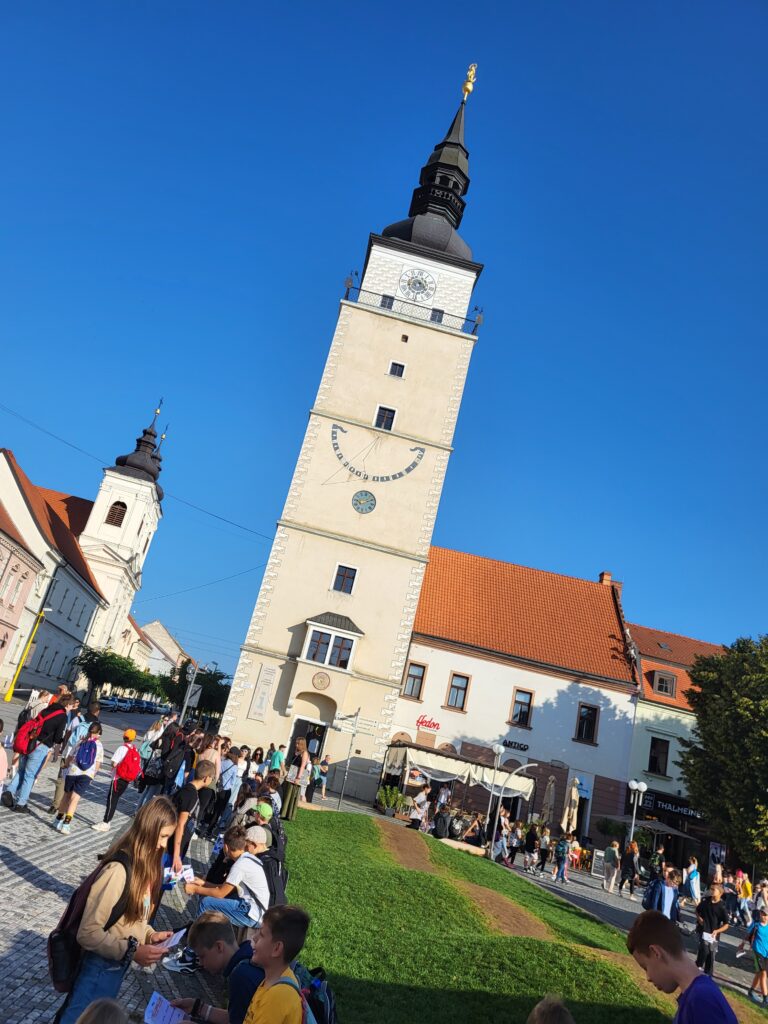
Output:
[115, 744, 141, 782]
[13, 706, 65, 756]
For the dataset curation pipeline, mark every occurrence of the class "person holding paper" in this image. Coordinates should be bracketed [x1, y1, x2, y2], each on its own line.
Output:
[695, 883, 730, 976]
[55, 799, 178, 1024]
[183, 826, 269, 928]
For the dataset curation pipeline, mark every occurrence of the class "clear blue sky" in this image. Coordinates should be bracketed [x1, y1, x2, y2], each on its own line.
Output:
[1, 3, 765, 676]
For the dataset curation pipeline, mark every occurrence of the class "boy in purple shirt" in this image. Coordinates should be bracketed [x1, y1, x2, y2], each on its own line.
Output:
[627, 910, 737, 1024]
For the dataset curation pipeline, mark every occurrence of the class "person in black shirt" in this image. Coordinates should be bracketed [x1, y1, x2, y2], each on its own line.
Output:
[696, 883, 730, 975]
[168, 759, 216, 873]
[2, 695, 74, 812]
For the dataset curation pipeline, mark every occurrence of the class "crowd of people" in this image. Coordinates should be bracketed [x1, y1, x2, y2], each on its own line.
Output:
[1, 687, 339, 1024]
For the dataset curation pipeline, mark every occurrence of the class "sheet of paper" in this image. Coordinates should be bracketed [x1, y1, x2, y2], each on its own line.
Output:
[702, 932, 714, 944]
[182, 864, 195, 882]
[155, 927, 187, 950]
[144, 991, 186, 1024]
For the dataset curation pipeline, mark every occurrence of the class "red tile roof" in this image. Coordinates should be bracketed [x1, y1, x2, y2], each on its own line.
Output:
[38, 489, 94, 539]
[413, 546, 634, 683]
[0, 500, 37, 560]
[627, 622, 725, 712]
[128, 615, 151, 647]
[1, 449, 104, 600]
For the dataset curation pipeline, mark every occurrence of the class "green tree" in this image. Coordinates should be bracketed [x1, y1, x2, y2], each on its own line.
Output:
[195, 667, 231, 715]
[679, 636, 768, 861]
[75, 647, 148, 703]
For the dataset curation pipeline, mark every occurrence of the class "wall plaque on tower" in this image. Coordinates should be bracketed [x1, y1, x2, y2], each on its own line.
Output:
[247, 664, 276, 723]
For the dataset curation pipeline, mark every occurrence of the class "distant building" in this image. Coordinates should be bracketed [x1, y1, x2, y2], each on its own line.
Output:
[139, 619, 193, 679]
[0, 407, 165, 693]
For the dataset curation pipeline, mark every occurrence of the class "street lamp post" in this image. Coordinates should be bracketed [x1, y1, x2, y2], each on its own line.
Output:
[3, 606, 52, 703]
[627, 779, 648, 842]
[485, 742, 506, 838]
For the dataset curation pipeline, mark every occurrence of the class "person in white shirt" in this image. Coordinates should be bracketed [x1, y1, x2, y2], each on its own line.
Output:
[54, 723, 104, 835]
[408, 784, 431, 830]
[184, 825, 270, 927]
[437, 784, 451, 809]
[92, 728, 139, 832]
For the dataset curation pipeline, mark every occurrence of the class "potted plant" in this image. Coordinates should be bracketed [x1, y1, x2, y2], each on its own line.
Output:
[376, 785, 401, 817]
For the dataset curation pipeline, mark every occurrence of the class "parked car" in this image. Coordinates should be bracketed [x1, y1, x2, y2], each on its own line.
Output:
[137, 699, 157, 714]
[99, 697, 118, 711]
[115, 697, 132, 712]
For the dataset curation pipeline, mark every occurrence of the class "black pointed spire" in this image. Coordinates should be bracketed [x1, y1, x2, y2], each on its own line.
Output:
[382, 65, 477, 260]
[111, 401, 165, 500]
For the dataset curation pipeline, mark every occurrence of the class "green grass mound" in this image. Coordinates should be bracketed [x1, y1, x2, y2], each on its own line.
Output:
[284, 812, 669, 1023]
[429, 839, 626, 953]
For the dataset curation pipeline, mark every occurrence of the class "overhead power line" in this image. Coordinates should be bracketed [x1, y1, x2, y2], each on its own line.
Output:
[0, 400, 275, 542]
[133, 564, 266, 604]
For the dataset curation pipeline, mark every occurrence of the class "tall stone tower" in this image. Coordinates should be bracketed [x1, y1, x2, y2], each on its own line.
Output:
[78, 406, 165, 652]
[221, 71, 484, 798]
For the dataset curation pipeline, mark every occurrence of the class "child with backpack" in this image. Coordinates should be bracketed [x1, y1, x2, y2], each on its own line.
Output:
[246, 905, 313, 1024]
[92, 729, 141, 833]
[553, 835, 570, 884]
[54, 722, 104, 835]
[170, 911, 266, 1024]
[50, 798, 178, 1023]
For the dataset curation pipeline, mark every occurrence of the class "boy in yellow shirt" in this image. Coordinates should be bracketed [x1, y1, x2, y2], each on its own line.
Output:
[245, 905, 311, 1024]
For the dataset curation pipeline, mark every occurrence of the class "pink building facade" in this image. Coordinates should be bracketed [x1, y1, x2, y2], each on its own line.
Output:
[0, 502, 43, 676]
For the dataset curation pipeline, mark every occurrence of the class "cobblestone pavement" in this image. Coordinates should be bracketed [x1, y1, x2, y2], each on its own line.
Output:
[0, 700, 222, 1023]
[515, 860, 755, 995]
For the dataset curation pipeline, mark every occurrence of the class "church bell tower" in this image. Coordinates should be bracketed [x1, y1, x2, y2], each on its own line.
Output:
[221, 68, 484, 798]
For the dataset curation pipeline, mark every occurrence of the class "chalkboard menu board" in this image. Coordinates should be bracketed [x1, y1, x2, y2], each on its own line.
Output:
[591, 848, 605, 877]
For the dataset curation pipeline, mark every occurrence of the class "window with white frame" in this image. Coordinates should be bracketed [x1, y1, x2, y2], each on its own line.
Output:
[652, 671, 677, 697]
[332, 565, 357, 595]
[304, 626, 355, 670]
[9, 577, 24, 608]
[388, 361, 405, 378]
[375, 406, 396, 431]
[0, 569, 15, 601]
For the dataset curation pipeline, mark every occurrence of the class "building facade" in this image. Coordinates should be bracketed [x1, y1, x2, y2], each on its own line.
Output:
[140, 619, 193, 679]
[220, 85, 485, 798]
[0, 501, 44, 678]
[392, 548, 639, 839]
[0, 409, 165, 693]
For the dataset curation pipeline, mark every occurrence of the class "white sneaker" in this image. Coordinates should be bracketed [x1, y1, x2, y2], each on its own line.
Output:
[629, 895, 638, 902]
[91, 822, 110, 832]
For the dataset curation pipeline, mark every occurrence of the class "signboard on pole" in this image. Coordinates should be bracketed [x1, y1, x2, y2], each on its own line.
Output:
[185, 683, 203, 709]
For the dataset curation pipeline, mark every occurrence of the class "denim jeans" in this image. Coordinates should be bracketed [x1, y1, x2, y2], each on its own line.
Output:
[555, 857, 567, 882]
[198, 894, 258, 927]
[55, 951, 128, 1024]
[7, 742, 50, 806]
[136, 781, 163, 810]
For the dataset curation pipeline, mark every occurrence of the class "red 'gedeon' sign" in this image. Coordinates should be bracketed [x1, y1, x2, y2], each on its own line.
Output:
[416, 714, 440, 732]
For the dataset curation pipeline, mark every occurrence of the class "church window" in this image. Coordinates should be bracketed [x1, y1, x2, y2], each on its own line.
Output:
[307, 630, 331, 664]
[375, 406, 396, 431]
[332, 565, 357, 595]
[389, 361, 405, 378]
[380, 294, 395, 310]
[105, 501, 127, 527]
[430, 308, 444, 324]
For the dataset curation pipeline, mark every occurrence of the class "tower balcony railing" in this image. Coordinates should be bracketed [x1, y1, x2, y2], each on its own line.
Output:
[344, 285, 482, 335]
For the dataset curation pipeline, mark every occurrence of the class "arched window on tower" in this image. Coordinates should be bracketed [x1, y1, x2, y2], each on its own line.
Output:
[105, 501, 127, 527]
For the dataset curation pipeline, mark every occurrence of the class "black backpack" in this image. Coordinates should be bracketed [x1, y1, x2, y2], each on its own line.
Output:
[433, 811, 451, 839]
[48, 851, 132, 992]
[162, 742, 186, 780]
[258, 849, 287, 907]
[268, 814, 288, 864]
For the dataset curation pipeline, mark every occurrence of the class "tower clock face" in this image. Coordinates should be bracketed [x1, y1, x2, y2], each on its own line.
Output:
[351, 490, 377, 514]
[399, 268, 436, 302]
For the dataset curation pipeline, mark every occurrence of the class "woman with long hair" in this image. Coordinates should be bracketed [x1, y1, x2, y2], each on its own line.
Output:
[55, 798, 177, 1023]
[618, 840, 641, 900]
[253, 746, 265, 775]
[281, 737, 309, 821]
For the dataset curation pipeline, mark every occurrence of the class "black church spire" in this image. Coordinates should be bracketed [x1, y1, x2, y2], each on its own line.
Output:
[112, 401, 165, 499]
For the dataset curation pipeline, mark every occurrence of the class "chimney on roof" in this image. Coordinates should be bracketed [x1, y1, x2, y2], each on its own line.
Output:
[599, 570, 623, 598]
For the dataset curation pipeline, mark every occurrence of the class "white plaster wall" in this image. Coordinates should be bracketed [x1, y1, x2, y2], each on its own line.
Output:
[627, 700, 695, 798]
[394, 641, 637, 783]
[361, 244, 476, 320]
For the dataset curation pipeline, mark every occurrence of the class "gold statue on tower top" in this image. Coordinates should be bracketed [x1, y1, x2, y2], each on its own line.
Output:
[462, 63, 477, 103]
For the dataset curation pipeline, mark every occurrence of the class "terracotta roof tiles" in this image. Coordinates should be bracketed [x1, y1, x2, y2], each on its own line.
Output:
[414, 546, 634, 684]
[0, 500, 38, 561]
[628, 622, 725, 712]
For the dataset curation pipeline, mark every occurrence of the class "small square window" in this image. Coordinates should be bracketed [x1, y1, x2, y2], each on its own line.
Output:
[575, 704, 599, 744]
[329, 635, 353, 669]
[401, 334, 408, 343]
[375, 406, 396, 431]
[389, 362, 405, 378]
[653, 672, 676, 697]
[333, 565, 357, 595]
[380, 294, 394, 310]
[430, 308, 444, 324]
[447, 673, 469, 711]
[403, 663, 425, 700]
[648, 737, 670, 775]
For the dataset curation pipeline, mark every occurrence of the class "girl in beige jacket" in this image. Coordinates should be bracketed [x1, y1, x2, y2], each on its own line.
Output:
[55, 797, 177, 1024]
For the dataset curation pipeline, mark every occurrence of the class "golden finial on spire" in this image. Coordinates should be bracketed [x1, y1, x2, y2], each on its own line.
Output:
[462, 63, 477, 103]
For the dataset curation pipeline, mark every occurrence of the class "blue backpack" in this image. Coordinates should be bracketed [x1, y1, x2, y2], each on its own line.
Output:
[290, 964, 338, 1024]
[75, 739, 98, 772]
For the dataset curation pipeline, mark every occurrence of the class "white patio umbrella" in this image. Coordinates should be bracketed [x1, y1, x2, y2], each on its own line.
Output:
[540, 775, 556, 825]
[560, 776, 581, 833]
